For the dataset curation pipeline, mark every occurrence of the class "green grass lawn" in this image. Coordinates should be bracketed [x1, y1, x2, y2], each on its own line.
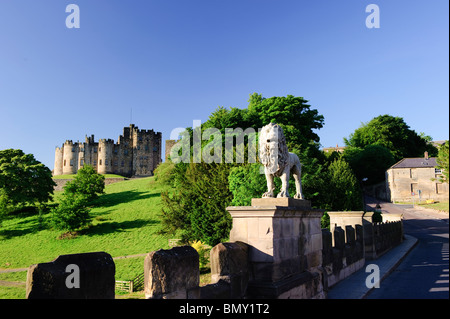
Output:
[0, 176, 174, 299]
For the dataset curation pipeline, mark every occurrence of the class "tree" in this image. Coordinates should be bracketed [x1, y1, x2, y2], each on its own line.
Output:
[344, 115, 437, 161]
[435, 141, 449, 183]
[159, 162, 233, 246]
[51, 192, 90, 231]
[323, 158, 363, 211]
[63, 165, 105, 202]
[228, 164, 266, 206]
[0, 149, 55, 215]
[343, 145, 396, 185]
[51, 165, 105, 232]
[159, 93, 328, 245]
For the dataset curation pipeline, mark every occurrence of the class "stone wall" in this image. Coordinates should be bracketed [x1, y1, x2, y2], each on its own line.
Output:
[26, 252, 115, 299]
[26, 200, 405, 299]
[321, 225, 365, 289]
[53, 177, 126, 191]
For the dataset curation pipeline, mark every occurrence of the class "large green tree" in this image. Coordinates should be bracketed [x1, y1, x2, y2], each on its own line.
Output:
[0, 149, 55, 215]
[435, 141, 449, 183]
[343, 145, 396, 185]
[159, 93, 330, 245]
[344, 115, 437, 161]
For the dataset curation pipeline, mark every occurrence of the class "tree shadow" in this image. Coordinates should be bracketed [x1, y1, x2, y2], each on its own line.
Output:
[92, 190, 161, 208]
[0, 215, 47, 239]
[82, 218, 159, 237]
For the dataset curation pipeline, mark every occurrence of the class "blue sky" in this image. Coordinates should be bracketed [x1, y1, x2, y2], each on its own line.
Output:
[0, 0, 448, 170]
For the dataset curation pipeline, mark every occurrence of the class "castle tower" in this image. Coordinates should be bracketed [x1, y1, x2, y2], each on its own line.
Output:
[62, 140, 79, 175]
[97, 139, 114, 175]
[53, 147, 64, 176]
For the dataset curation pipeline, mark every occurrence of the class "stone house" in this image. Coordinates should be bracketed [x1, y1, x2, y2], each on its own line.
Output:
[386, 152, 448, 202]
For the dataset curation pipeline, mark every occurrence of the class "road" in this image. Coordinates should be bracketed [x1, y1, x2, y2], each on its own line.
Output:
[365, 199, 449, 299]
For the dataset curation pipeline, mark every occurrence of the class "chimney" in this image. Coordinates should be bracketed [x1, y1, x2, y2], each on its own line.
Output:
[424, 151, 429, 160]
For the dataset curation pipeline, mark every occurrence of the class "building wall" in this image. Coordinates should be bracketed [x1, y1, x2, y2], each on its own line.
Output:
[54, 147, 64, 176]
[53, 125, 162, 177]
[62, 141, 79, 175]
[386, 167, 449, 202]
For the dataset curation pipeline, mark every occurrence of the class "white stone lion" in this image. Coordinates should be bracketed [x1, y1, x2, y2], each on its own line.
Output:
[259, 123, 304, 199]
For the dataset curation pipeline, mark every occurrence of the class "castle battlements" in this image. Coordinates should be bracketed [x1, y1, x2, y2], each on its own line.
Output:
[53, 125, 162, 177]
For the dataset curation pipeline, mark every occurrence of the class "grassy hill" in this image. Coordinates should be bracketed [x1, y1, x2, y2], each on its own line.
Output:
[0, 176, 172, 299]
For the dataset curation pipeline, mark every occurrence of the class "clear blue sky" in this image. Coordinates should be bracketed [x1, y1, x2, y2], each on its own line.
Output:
[0, 0, 448, 170]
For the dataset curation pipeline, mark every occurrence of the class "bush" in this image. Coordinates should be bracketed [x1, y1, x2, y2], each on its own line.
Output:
[63, 165, 105, 202]
[51, 193, 91, 231]
[228, 164, 266, 206]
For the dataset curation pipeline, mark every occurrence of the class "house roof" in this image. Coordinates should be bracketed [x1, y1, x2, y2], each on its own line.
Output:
[390, 157, 437, 169]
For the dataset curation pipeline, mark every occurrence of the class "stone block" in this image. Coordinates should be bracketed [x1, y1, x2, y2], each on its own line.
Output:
[210, 242, 249, 298]
[251, 197, 311, 208]
[144, 246, 199, 299]
[333, 226, 345, 250]
[345, 225, 355, 245]
[26, 252, 115, 299]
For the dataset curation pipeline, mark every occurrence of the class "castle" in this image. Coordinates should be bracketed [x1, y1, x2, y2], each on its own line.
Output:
[53, 124, 162, 177]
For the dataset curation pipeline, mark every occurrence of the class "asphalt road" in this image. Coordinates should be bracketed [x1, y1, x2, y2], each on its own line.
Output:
[365, 201, 449, 299]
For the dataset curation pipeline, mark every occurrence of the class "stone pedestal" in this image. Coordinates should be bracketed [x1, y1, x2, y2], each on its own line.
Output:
[226, 198, 325, 299]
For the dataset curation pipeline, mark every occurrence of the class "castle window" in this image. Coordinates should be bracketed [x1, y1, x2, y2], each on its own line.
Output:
[105, 160, 108, 166]
[80, 148, 84, 152]
[124, 150, 128, 155]
[99, 159, 102, 166]
[72, 147, 76, 152]
[99, 147, 101, 152]
[64, 160, 66, 166]
[115, 161, 118, 166]
[137, 146, 140, 150]
[153, 146, 158, 152]
[93, 161, 96, 166]
[145, 145, 149, 151]
[70, 159, 74, 166]
[139, 136, 143, 142]
[80, 159, 84, 166]
[94, 148, 97, 153]
[121, 161, 124, 167]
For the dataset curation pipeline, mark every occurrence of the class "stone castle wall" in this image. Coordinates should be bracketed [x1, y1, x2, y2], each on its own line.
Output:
[53, 124, 162, 177]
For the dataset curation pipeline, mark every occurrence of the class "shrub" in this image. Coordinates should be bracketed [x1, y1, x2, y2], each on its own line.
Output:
[51, 193, 91, 232]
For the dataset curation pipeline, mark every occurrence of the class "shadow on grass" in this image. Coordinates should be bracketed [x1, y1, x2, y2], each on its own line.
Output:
[92, 190, 161, 208]
[82, 218, 159, 237]
[0, 215, 47, 239]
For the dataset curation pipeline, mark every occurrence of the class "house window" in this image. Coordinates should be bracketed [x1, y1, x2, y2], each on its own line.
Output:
[435, 168, 442, 174]
[436, 183, 444, 194]
[411, 183, 418, 193]
[410, 169, 417, 180]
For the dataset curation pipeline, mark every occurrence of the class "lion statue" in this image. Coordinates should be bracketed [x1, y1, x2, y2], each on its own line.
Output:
[259, 123, 304, 199]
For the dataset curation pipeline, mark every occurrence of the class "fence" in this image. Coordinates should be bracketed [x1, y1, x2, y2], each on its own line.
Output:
[115, 272, 145, 293]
